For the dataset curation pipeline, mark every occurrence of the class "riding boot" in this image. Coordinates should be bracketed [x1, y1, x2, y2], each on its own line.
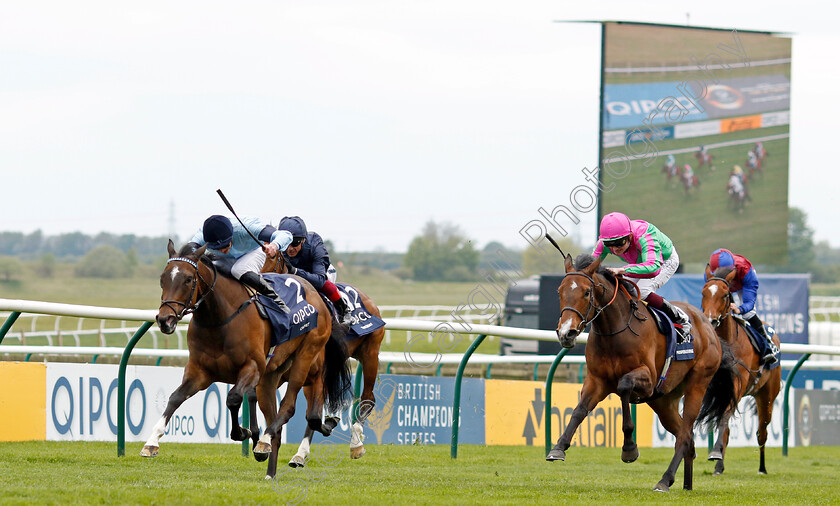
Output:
[333, 295, 354, 325]
[748, 314, 778, 365]
[239, 272, 290, 314]
[660, 299, 692, 341]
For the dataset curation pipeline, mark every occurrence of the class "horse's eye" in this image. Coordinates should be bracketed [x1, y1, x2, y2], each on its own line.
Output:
[184, 276, 193, 285]
[584, 289, 591, 297]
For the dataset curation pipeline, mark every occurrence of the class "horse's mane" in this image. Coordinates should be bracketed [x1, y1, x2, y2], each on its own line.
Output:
[176, 243, 215, 267]
[574, 253, 639, 297]
[712, 265, 736, 279]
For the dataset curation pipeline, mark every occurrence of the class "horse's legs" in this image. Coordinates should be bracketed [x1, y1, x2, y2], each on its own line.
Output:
[289, 384, 323, 468]
[708, 411, 732, 476]
[616, 367, 655, 463]
[265, 344, 321, 478]
[253, 367, 283, 462]
[546, 378, 608, 461]
[755, 387, 775, 475]
[351, 346, 381, 459]
[246, 388, 260, 452]
[141, 366, 211, 457]
[655, 384, 706, 492]
[227, 360, 261, 442]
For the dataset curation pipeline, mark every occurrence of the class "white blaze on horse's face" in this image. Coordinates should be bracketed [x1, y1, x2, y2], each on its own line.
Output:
[707, 284, 718, 297]
[558, 318, 572, 337]
[570, 281, 578, 291]
[170, 266, 180, 283]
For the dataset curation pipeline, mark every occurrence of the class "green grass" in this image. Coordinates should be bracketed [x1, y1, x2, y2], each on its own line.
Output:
[0, 442, 837, 504]
[601, 127, 789, 265]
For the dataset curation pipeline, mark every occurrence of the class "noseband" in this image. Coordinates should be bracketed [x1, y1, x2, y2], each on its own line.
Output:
[705, 276, 732, 328]
[159, 256, 217, 321]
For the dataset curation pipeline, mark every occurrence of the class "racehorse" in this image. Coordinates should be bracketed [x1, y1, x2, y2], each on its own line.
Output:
[262, 253, 385, 469]
[695, 149, 713, 170]
[145, 240, 350, 477]
[702, 265, 781, 475]
[746, 150, 763, 178]
[681, 165, 700, 195]
[547, 252, 739, 492]
[662, 163, 680, 189]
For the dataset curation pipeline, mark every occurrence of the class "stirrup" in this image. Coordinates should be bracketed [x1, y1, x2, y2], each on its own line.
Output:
[761, 352, 778, 365]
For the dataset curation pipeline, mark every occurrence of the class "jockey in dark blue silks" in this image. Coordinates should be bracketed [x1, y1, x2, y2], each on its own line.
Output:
[187, 215, 292, 313]
[706, 248, 778, 365]
[277, 216, 352, 324]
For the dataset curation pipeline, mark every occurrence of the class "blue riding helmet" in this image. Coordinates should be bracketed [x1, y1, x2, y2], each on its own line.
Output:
[203, 215, 233, 250]
[278, 216, 308, 240]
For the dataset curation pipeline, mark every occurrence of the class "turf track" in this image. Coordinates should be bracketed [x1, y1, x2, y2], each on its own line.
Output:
[0, 442, 836, 504]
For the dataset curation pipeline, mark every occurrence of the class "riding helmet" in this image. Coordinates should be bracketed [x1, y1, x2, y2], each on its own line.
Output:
[203, 215, 233, 249]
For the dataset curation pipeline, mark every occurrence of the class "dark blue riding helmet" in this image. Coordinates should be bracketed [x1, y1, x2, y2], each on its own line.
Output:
[277, 216, 308, 240]
[203, 215, 233, 249]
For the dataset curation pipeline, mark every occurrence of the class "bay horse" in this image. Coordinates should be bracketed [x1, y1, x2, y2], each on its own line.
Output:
[695, 149, 713, 170]
[263, 252, 385, 467]
[547, 253, 739, 492]
[145, 240, 350, 478]
[702, 264, 781, 475]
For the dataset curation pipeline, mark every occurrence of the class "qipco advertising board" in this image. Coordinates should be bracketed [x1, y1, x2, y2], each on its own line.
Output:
[46, 363, 287, 444]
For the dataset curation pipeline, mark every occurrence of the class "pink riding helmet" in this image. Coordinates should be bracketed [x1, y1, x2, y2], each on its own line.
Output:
[599, 212, 632, 240]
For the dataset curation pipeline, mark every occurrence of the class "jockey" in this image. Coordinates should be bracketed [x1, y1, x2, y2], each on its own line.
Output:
[728, 173, 745, 198]
[747, 150, 758, 168]
[706, 248, 778, 365]
[277, 216, 353, 325]
[683, 164, 695, 181]
[666, 154, 676, 169]
[755, 142, 765, 159]
[187, 215, 291, 313]
[593, 212, 692, 338]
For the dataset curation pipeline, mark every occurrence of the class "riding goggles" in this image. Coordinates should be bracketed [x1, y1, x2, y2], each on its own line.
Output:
[603, 236, 629, 248]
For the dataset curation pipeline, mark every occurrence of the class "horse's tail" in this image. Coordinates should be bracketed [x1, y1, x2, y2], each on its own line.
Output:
[322, 326, 353, 414]
[696, 339, 741, 430]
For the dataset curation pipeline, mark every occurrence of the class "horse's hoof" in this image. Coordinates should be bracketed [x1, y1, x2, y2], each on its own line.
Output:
[621, 446, 639, 463]
[713, 470, 723, 476]
[253, 441, 271, 460]
[140, 445, 159, 457]
[758, 470, 767, 476]
[231, 427, 252, 442]
[546, 449, 566, 462]
[708, 450, 723, 461]
[653, 482, 670, 492]
[289, 455, 306, 468]
[350, 446, 366, 460]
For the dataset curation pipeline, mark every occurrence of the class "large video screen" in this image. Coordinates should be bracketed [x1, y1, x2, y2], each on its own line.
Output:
[598, 22, 791, 264]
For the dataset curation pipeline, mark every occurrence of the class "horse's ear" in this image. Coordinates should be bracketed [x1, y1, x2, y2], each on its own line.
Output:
[583, 256, 602, 276]
[724, 268, 737, 284]
[167, 239, 176, 258]
[704, 263, 713, 280]
[564, 253, 574, 273]
[193, 244, 208, 259]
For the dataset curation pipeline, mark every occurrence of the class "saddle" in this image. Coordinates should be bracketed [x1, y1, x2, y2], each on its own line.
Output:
[731, 314, 781, 370]
[644, 304, 695, 399]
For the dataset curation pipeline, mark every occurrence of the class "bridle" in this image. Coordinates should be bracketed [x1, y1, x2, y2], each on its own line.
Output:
[705, 276, 732, 328]
[265, 253, 288, 274]
[159, 256, 218, 321]
[558, 271, 642, 338]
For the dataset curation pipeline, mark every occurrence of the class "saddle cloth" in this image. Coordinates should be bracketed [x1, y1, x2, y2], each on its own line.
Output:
[334, 283, 386, 340]
[646, 304, 695, 395]
[733, 314, 781, 370]
[257, 273, 320, 347]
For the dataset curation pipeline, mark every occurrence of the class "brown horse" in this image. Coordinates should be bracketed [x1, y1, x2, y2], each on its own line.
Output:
[262, 253, 385, 467]
[547, 253, 739, 492]
[144, 240, 349, 476]
[702, 265, 781, 475]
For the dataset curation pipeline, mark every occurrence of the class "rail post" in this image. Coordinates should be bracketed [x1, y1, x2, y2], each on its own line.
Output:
[351, 363, 364, 424]
[544, 348, 571, 455]
[783, 353, 811, 456]
[450, 334, 486, 459]
[117, 321, 154, 457]
[0, 311, 21, 345]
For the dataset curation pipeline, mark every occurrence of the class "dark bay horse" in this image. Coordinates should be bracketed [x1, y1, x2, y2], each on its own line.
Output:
[702, 265, 781, 475]
[145, 240, 349, 478]
[547, 253, 739, 492]
[263, 253, 385, 467]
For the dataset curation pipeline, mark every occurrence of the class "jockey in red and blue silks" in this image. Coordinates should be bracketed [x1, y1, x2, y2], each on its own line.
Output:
[593, 212, 692, 337]
[706, 248, 778, 364]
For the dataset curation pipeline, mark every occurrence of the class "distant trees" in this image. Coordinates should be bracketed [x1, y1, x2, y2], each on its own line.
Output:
[74, 246, 134, 278]
[0, 256, 24, 281]
[403, 221, 479, 281]
[522, 236, 581, 276]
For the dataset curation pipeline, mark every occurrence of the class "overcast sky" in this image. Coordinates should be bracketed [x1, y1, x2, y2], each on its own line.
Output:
[1, 1, 836, 253]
